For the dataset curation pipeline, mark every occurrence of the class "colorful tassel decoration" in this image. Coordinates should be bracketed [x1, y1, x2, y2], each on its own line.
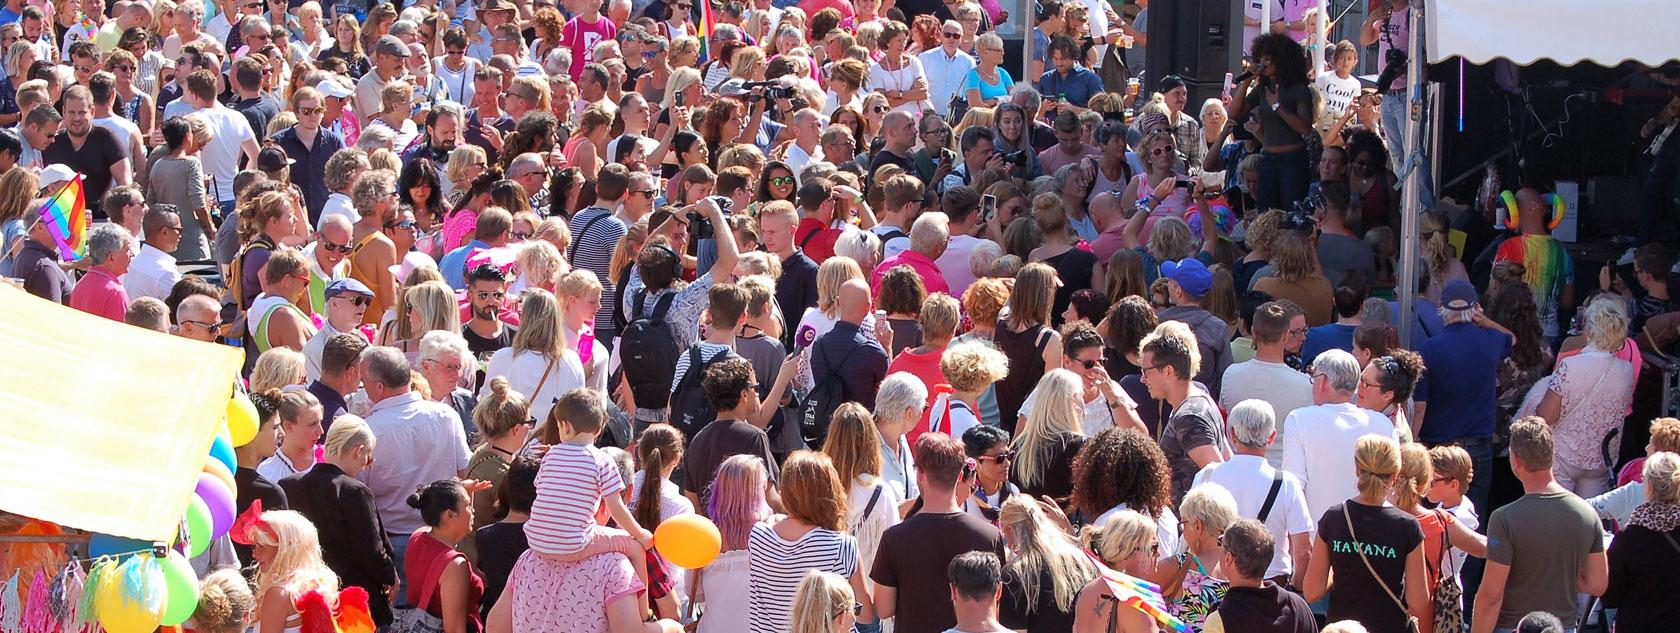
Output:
[1, 571, 22, 633]
[22, 568, 50, 633]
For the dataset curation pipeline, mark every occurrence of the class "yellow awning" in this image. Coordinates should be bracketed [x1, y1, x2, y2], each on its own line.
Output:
[0, 283, 242, 541]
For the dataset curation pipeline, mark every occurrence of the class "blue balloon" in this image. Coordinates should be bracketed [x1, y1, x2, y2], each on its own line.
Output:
[208, 434, 236, 473]
[87, 533, 153, 558]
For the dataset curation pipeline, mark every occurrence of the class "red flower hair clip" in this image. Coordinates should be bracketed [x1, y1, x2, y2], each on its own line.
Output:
[229, 499, 278, 546]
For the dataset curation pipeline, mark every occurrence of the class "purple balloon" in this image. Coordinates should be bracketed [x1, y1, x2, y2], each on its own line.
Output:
[196, 472, 236, 538]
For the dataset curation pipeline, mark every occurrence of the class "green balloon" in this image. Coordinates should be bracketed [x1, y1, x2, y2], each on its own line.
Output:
[185, 497, 212, 558]
[159, 551, 199, 626]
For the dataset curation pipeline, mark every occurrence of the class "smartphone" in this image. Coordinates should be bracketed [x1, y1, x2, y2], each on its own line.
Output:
[981, 193, 997, 220]
[1174, 179, 1193, 189]
[674, 91, 685, 107]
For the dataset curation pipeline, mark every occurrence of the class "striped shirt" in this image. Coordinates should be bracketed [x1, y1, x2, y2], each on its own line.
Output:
[567, 206, 628, 339]
[525, 442, 626, 555]
[747, 523, 858, 633]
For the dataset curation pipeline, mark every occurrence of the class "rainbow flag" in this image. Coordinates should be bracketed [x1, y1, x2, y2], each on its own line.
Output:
[38, 173, 87, 261]
[1083, 549, 1191, 632]
[696, 0, 716, 62]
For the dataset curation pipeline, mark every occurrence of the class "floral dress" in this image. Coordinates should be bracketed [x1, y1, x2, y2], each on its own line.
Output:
[1168, 553, 1229, 632]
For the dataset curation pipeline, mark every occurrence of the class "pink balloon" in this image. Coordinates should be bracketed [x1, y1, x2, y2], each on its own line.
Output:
[196, 472, 236, 538]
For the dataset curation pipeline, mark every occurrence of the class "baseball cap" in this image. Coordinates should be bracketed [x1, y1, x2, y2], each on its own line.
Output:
[1160, 258, 1212, 298]
[256, 146, 295, 172]
[1158, 74, 1187, 94]
[40, 164, 75, 189]
[1439, 279, 1478, 311]
[315, 79, 353, 99]
[374, 35, 411, 58]
[389, 250, 438, 284]
[325, 278, 374, 299]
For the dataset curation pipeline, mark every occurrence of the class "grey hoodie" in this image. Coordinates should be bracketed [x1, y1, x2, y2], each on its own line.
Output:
[1156, 304, 1235, 400]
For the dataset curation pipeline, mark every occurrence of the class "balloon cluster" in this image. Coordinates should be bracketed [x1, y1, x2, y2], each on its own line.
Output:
[85, 392, 261, 633]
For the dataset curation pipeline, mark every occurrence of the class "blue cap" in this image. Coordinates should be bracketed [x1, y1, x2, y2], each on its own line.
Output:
[325, 278, 374, 299]
[1160, 258, 1212, 298]
[1440, 279, 1478, 311]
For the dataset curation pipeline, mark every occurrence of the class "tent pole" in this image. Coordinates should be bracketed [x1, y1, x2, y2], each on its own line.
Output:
[1397, 0, 1424, 350]
[1023, 0, 1034, 90]
[1311, 0, 1328, 73]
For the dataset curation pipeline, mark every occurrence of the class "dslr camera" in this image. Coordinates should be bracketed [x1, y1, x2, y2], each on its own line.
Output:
[999, 150, 1029, 166]
[687, 195, 735, 240]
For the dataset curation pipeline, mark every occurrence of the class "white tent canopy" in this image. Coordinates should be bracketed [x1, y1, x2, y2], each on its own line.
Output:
[1428, 0, 1680, 66]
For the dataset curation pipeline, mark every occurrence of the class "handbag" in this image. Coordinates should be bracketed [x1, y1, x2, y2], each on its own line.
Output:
[1342, 506, 1422, 633]
[390, 547, 453, 633]
[1430, 510, 1465, 633]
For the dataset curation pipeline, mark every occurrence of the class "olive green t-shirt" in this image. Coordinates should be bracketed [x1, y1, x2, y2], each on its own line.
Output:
[1486, 490, 1604, 628]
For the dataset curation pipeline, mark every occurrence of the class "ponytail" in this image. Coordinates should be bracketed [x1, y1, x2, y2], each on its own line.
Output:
[633, 425, 685, 531]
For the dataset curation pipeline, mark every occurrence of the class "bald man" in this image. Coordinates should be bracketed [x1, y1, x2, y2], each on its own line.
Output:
[809, 278, 891, 410]
[174, 294, 224, 342]
[1493, 187, 1575, 338]
[868, 110, 919, 188]
[305, 215, 355, 315]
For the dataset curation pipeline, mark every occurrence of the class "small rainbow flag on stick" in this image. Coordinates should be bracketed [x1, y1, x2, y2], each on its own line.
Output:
[697, 0, 716, 62]
[38, 173, 87, 261]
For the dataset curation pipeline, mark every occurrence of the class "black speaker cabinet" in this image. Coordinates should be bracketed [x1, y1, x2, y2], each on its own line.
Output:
[1143, 0, 1245, 108]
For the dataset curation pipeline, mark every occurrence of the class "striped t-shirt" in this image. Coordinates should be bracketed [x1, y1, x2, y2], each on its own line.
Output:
[566, 206, 628, 340]
[747, 523, 858, 633]
[525, 442, 626, 555]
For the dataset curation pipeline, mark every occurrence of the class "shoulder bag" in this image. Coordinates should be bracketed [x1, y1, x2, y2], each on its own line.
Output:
[1342, 506, 1422, 633]
[1430, 510, 1465, 633]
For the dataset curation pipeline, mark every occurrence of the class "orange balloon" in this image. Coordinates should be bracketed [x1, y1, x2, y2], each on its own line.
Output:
[202, 458, 236, 494]
[653, 514, 722, 569]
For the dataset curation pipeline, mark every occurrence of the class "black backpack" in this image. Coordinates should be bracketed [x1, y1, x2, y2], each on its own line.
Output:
[619, 290, 679, 409]
[800, 344, 860, 450]
[668, 346, 737, 441]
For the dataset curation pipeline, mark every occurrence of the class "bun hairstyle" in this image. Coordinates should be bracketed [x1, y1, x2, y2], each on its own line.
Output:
[190, 569, 255, 633]
[1644, 452, 1680, 505]
[248, 388, 284, 429]
[1353, 435, 1401, 502]
[407, 479, 468, 527]
[633, 425, 685, 532]
[474, 376, 532, 441]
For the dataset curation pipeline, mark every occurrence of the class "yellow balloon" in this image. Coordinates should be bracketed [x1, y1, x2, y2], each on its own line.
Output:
[653, 514, 722, 569]
[226, 393, 259, 447]
[96, 554, 167, 633]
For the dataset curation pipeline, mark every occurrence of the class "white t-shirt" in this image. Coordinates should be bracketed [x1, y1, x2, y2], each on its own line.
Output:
[867, 56, 932, 114]
[432, 56, 481, 105]
[1279, 402, 1397, 522]
[1191, 454, 1313, 578]
[1218, 358, 1313, 467]
[192, 105, 257, 201]
[871, 224, 911, 259]
[1314, 71, 1362, 120]
[480, 348, 587, 424]
[1096, 503, 1180, 562]
[92, 116, 140, 160]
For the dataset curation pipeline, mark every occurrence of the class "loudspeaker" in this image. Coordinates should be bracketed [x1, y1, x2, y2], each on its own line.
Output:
[1143, 0, 1245, 108]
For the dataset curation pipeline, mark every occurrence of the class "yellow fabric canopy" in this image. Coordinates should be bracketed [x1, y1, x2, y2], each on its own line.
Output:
[0, 284, 242, 541]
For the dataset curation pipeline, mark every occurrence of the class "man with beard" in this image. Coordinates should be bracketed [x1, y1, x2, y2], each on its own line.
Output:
[304, 278, 374, 382]
[274, 87, 347, 222]
[42, 85, 129, 214]
[462, 264, 516, 389]
[346, 169, 399, 324]
[403, 101, 462, 164]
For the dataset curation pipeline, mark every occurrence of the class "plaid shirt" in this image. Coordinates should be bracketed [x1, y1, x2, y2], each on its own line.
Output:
[1173, 111, 1205, 175]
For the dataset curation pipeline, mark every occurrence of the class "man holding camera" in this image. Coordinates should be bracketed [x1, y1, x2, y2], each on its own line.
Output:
[940, 127, 1007, 193]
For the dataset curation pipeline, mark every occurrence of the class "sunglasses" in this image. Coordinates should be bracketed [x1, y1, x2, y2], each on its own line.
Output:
[385, 220, 419, 231]
[1150, 146, 1173, 156]
[978, 450, 1016, 463]
[446, 48, 466, 55]
[676, 3, 693, 8]
[298, 106, 325, 116]
[769, 175, 794, 186]
[631, 189, 657, 197]
[872, 105, 888, 113]
[182, 319, 225, 332]
[941, 31, 961, 38]
[319, 238, 353, 253]
[337, 295, 371, 306]
[475, 290, 507, 301]
[73, 64, 93, 73]
[1079, 358, 1106, 370]
[511, 231, 532, 240]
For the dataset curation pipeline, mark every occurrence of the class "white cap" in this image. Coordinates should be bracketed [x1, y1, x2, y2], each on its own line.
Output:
[314, 79, 354, 100]
[40, 164, 75, 188]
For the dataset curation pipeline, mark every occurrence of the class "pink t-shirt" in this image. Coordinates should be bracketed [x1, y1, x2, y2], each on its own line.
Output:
[440, 209, 479, 254]
[798, 0, 855, 21]
[508, 549, 645, 633]
[562, 15, 618, 80]
[70, 268, 129, 322]
[871, 250, 950, 297]
[526, 442, 626, 555]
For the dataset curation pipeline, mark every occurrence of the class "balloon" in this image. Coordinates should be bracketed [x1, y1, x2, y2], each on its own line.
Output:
[87, 533, 152, 559]
[653, 514, 722, 569]
[208, 432, 236, 474]
[202, 458, 237, 494]
[159, 550, 199, 626]
[184, 497, 212, 558]
[195, 473, 236, 538]
[95, 554, 167, 633]
[226, 393, 259, 447]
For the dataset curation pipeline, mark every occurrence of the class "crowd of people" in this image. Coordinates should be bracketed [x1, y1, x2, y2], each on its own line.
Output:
[0, 0, 1675, 631]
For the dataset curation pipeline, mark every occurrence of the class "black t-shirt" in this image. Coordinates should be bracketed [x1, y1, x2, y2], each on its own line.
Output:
[1042, 247, 1096, 327]
[42, 127, 124, 218]
[234, 94, 282, 141]
[474, 520, 530, 619]
[463, 321, 517, 360]
[465, 107, 516, 166]
[1011, 431, 1086, 501]
[682, 418, 778, 502]
[999, 563, 1079, 633]
[870, 512, 1007, 633]
[234, 466, 289, 566]
[1317, 501, 1424, 633]
[867, 148, 915, 190]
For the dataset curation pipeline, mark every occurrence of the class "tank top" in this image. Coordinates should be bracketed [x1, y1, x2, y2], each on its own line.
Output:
[1134, 172, 1192, 242]
[250, 293, 317, 353]
[992, 319, 1051, 437]
[347, 232, 388, 325]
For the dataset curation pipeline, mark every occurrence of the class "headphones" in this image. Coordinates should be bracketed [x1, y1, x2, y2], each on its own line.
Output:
[1496, 190, 1566, 232]
[649, 243, 683, 284]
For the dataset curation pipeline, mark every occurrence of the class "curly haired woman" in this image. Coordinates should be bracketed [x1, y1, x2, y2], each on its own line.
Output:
[1070, 427, 1179, 566]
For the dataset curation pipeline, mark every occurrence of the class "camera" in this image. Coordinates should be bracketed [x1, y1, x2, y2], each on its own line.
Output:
[686, 195, 736, 240]
[1376, 48, 1408, 91]
[767, 85, 794, 100]
[1279, 198, 1319, 233]
[1000, 150, 1028, 166]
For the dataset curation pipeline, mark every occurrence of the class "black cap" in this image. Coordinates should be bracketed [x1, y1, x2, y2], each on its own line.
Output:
[257, 146, 295, 172]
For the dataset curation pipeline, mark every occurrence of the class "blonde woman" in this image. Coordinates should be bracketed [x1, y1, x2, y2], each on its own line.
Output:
[656, 67, 704, 140]
[1161, 484, 1238, 631]
[823, 59, 867, 115]
[1391, 443, 1486, 608]
[1536, 296, 1636, 496]
[376, 266, 445, 343]
[256, 389, 324, 482]
[819, 402, 901, 601]
[1072, 510, 1165, 633]
[511, 239, 564, 295]
[1303, 435, 1432, 633]
[250, 347, 308, 392]
[1011, 369, 1086, 500]
[997, 495, 1097, 630]
[563, 104, 613, 179]
[1418, 210, 1468, 305]
[993, 262, 1064, 434]
[190, 569, 256, 633]
[481, 288, 583, 423]
[390, 280, 461, 359]
[951, 106, 994, 140]
[557, 269, 609, 391]
[936, 340, 1009, 438]
[247, 510, 341, 633]
[788, 571, 859, 633]
[444, 145, 488, 206]
[795, 256, 879, 390]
